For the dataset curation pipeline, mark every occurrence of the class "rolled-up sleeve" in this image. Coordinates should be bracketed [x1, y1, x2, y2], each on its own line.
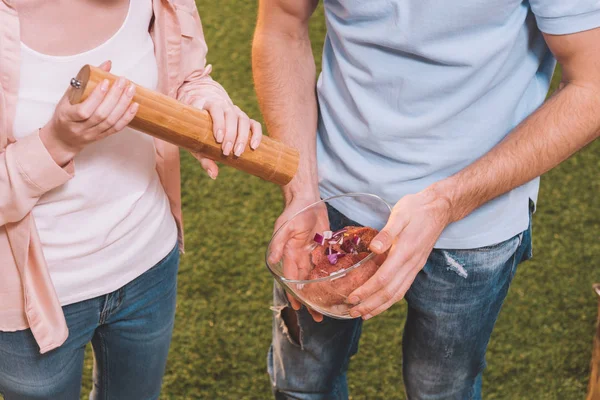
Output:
[529, 1, 600, 35]
[174, 1, 232, 107]
[0, 130, 73, 226]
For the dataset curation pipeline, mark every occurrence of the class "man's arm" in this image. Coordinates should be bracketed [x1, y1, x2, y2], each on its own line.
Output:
[253, 0, 326, 321]
[348, 27, 600, 320]
[252, 0, 320, 205]
[439, 28, 600, 222]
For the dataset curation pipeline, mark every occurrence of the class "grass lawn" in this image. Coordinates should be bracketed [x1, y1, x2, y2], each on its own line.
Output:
[74, 1, 600, 399]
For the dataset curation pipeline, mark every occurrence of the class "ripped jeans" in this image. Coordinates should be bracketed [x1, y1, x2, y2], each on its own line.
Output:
[268, 204, 532, 400]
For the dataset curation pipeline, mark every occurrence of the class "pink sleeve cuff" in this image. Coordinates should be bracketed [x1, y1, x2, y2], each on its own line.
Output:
[176, 67, 233, 108]
[10, 131, 74, 193]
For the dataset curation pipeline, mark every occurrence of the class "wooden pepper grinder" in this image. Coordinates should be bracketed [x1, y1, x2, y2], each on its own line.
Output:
[69, 65, 299, 186]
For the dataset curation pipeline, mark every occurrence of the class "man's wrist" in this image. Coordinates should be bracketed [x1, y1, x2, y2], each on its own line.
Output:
[426, 178, 464, 224]
[282, 181, 320, 207]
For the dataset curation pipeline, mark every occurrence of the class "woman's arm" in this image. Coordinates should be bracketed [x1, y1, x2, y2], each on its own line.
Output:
[174, 2, 262, 177]
[0, 131, 74, 226]
[0, 61, 138, 226]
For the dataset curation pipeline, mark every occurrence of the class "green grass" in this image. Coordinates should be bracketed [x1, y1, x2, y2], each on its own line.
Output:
[73, 2, 597, 399]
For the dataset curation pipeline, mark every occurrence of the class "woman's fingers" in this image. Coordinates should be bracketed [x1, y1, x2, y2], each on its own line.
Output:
[234, 109, 250, 157]
[203, 101, 261, 156]
[190, 153, 219, 180]
[89, 77, 128, 127]
[101, 102, 139, 139]
[204, 102, 225, 144]
[68, 61, 111, 123]
[250, 120, 263, 150]
[69, 79, 110, 122]
[99, 60, 112, 72]
[222, 107, 238, 156]
[99, 83, 136, 133]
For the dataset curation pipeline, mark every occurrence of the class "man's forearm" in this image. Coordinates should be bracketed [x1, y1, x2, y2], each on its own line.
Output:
[435, 81, 600, 223]
[252, 17, 319, 204]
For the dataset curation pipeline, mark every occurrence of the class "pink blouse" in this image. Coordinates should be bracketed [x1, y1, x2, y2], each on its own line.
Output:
[0, 0, 231, 353]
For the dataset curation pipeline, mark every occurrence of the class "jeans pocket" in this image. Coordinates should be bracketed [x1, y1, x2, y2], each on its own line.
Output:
[431, 233, 522, 283]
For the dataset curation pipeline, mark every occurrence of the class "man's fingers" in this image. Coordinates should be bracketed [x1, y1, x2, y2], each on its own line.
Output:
[369, 210, 410, 253]
[268, 215, 297, 264]
[359, 268, 419, 320]
[347, 263, 406, 318]
[308, 308, 324, 322]
[346, 240, 412, 306]
[286, 291, 323, 321]
[287, 293, 302, 311]
[250, 120, 263, 150]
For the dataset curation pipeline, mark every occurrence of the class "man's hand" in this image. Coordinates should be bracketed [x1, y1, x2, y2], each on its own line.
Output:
[254, 1, 322, 320]
[347, 27, 600, 321]
[347, 188, 452, 320]
[269, 196, 328, 322]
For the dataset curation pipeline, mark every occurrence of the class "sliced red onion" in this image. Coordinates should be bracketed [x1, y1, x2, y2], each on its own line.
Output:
[313, 233, 325, 246]
[328, 236, 343, 245]
[327, 252, 346, 265]
[323, 230, 333, 240]
[352, 236, 361, 246]
[325, 246, 333, 256]
[331, 228, 348, 239]
[327, 253, 337, 265]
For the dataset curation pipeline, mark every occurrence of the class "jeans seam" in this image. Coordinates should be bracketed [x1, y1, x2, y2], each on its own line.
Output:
[114, 288, 124, 312]
[98, 330, 109, 400]
[99, 294, 111, 325]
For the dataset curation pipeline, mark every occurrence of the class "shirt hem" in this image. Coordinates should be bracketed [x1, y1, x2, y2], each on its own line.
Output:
[535, 9, 600, 35]
[319, 187, 530, 250]
[57, 235, 178, 307]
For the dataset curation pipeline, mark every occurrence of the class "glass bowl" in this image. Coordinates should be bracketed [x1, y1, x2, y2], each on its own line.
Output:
[265, 193, 392, 319]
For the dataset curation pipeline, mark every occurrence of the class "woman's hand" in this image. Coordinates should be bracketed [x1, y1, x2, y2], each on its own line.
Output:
[40, 61, 138, 167]
[190, 99, 262, 180]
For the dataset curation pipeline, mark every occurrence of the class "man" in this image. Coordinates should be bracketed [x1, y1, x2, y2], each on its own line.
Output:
[252, 0, 600, 398]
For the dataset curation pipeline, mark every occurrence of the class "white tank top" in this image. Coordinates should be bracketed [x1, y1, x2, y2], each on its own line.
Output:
[13, 0, 178, 306]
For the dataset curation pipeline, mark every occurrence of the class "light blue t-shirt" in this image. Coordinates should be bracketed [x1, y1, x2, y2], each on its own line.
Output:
[316, 0, 600, 248]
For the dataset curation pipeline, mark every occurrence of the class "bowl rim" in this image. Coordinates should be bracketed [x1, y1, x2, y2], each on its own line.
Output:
[265, 192, 392, 284]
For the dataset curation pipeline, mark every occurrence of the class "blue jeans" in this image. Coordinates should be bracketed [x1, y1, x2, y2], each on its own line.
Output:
[268, 205, 532, 400]
[0, 244, 179, 400]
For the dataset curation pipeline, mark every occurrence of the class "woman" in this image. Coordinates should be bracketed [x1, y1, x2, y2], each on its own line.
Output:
[0, 1, 261, 398]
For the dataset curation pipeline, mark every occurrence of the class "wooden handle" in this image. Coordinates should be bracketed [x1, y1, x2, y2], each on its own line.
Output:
[69, 65, 299, 186]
